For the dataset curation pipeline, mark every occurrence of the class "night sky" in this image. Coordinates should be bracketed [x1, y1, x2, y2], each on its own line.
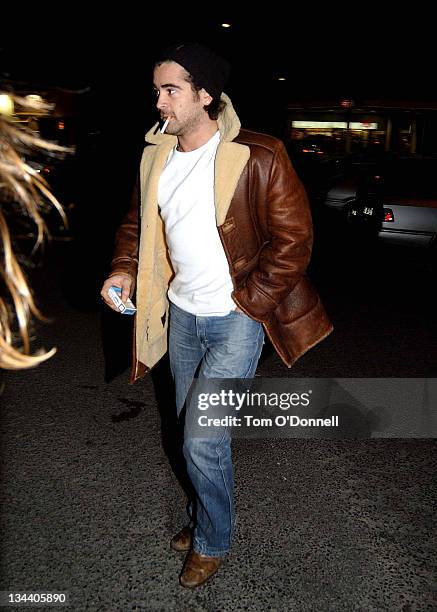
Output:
[2, 10, 434, 105]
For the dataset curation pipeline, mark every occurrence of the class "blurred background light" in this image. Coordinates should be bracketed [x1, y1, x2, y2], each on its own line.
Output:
[0, 94, 14, 115]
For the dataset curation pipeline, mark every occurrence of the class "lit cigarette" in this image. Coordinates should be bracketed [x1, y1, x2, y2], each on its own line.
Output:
[160, 118, 169, 133]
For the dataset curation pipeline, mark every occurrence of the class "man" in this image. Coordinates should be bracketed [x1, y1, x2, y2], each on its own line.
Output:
[101, 42, 333, 588]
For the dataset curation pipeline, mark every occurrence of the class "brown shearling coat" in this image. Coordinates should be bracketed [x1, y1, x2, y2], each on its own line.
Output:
[109, 95, 333, 383]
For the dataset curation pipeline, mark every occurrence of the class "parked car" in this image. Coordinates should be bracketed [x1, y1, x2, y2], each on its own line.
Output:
[324, 155, 437, 250]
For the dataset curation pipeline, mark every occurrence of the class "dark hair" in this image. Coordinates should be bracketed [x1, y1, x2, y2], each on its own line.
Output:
[186, 72, 226, 120]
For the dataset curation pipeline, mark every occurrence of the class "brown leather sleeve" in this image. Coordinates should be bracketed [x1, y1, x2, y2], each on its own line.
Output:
[109, 173, 140, 280]
[233, 141, 313, 320]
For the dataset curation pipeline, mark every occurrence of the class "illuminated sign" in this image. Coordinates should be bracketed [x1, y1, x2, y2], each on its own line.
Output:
[292, 121, 347, 129]
[350, 122, 378, 130]
[292, 121, 378, 130]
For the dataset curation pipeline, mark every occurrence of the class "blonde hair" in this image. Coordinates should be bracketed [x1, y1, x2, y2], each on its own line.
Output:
[0, 93, 71, 369]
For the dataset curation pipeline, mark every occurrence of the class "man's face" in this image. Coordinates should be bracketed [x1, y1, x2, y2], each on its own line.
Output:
[153, 61, 211, 136]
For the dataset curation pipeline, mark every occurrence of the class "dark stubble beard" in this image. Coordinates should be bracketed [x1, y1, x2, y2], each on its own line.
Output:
[166, 104, 207, 137]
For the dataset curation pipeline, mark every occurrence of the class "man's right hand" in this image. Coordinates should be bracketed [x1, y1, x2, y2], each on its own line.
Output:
[100, 274, 134, 312]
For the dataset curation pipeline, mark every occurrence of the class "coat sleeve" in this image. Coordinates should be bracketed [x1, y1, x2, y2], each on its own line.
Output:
[232, 141, 313, 321]
[109, 173, 140, 281]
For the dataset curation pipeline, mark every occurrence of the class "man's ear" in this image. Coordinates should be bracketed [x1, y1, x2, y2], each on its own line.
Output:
[199, 88, 213, 106]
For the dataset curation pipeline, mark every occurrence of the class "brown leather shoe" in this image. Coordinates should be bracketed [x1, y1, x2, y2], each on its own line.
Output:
[179, 550, 223, 588]
[170, 526, 192, 552]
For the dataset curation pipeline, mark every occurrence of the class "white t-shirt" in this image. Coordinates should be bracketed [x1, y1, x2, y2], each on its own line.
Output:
[158, 131, 235, 316]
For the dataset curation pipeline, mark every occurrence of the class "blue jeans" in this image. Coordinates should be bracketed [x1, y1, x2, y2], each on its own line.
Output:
[168, 301, 264, 557]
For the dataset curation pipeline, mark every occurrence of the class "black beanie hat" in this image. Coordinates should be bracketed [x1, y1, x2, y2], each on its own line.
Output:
[157, 42, 230, 101]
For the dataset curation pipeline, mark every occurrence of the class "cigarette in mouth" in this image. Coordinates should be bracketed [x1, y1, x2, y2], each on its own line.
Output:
[160, 118, 169, 133]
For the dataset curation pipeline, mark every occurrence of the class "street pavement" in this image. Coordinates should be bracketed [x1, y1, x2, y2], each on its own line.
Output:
[1, 241, 436, 611]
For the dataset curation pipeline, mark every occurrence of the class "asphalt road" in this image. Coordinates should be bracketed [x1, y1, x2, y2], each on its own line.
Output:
[1, 237, 436, 611]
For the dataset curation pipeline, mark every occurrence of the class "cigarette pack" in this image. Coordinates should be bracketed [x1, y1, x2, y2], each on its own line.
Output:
[108, 286, 137, 315]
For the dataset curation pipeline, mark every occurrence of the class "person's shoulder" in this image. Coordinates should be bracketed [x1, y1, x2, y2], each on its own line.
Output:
[234, 129, 284, 153]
